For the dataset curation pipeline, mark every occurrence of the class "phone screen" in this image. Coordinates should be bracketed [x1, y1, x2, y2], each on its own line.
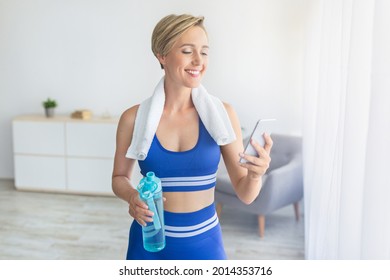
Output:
[239, 119, 276, 163]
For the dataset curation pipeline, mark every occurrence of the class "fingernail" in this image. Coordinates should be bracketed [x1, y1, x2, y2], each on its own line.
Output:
[239, 152, 245, 157]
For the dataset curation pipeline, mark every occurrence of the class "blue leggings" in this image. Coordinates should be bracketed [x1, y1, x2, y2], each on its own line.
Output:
[126, 203, 227, 260]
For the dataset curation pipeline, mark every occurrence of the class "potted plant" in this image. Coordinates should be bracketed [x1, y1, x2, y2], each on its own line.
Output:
[42, 98, 57, 118]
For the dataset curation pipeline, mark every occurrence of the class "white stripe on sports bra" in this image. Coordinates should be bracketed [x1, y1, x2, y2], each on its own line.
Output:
[161, 172, 217, 182]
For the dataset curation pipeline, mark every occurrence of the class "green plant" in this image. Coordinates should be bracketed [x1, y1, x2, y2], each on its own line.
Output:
[42, 98, 57, 108]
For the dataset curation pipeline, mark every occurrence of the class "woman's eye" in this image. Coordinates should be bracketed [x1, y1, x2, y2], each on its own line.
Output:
[201, 52, 208, 56]
[182, 50, 192, 54]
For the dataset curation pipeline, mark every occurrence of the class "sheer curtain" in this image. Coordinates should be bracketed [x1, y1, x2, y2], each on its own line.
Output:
[303, 0, 390, 259]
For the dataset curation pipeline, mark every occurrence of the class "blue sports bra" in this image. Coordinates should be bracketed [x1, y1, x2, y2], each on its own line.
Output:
[138, 118, 221, 192]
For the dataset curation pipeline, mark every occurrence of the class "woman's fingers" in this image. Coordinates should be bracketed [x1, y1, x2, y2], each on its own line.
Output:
[239, 135, 273, 177]
[263, 133, 273, 154]
[128, 193, 154, 225]
[130, 206, 154, 226]
[250, 135, 273, 156]
[240, 139, 271, 164]
[239, 156, 270, 170]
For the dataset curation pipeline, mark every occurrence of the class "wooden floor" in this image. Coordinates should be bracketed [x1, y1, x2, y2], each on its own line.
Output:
[0, 179, 304, 260]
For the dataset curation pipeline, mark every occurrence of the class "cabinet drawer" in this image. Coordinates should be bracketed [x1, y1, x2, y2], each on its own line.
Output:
[12, 121, 65, 155]
[67, 158, 114, 195]
[14, 155, 66, 190]
[66, 122, 116, 158]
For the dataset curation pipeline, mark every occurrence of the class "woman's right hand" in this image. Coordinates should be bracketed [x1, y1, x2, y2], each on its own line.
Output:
[127, 190, 154, 226]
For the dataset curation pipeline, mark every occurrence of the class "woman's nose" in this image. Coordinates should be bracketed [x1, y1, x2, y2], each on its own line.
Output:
[192, 53, 202, 65]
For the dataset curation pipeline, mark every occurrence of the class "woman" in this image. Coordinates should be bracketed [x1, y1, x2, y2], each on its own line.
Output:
[112, 14, 273, 260]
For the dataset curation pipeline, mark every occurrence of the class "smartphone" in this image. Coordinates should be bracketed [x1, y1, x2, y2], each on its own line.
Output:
[239, 119, 276, 163]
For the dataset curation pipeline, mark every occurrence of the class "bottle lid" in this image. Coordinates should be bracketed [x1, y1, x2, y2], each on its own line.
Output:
[137, 171, 161, 199]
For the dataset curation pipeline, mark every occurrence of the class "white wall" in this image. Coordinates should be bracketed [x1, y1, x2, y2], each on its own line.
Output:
[0, 0, 308, 178]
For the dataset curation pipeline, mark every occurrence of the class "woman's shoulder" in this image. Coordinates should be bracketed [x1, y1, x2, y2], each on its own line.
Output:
[220, 101, 241, 130]
[119, 104, 140, 128]
[122, 104, 140, 117]
[209, 94, 234, 113]
[220, 101, 237, 118]
[221, 101, 233, 111]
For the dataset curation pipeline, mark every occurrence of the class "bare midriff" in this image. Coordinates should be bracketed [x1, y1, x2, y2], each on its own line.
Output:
[162, 187, 215, 213]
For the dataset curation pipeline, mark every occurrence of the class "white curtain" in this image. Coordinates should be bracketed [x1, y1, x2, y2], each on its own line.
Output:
[303, 0, 390, 259]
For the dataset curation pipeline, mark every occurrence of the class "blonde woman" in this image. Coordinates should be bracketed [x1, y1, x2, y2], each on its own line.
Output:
[112, 14, 273, 260]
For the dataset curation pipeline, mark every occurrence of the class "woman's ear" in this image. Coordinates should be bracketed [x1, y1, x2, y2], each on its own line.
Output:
[157, 54, 166, 69]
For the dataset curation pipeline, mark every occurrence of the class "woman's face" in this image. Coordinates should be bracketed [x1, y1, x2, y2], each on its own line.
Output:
[158, 26, 209, 89]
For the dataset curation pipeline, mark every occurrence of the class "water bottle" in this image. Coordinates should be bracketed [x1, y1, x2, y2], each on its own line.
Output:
[136, 171, 165, 252]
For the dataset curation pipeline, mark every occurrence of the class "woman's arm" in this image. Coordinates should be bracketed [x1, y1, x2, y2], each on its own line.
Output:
[112, 105, 153, 226]
[220, 103, 273, 204]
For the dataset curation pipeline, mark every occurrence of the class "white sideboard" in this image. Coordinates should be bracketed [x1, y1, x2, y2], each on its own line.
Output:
[12, 114, 120, 196]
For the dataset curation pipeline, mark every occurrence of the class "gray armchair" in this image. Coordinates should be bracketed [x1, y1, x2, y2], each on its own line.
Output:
[215, 134, 303, 237]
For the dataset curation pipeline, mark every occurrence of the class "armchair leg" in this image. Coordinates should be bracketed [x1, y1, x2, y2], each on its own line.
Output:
[258, 215, 265, 238]
[216, 203, 223, 218]
[293, 202, 300, 221]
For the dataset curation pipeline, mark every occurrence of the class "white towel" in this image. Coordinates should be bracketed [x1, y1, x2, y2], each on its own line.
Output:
[126, 76, 236, 160]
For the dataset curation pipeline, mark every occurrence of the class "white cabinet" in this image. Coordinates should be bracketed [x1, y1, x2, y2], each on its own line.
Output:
[67, 158, 113, 193]
[66, 122, 116, 158]
[12, 115, 119, 196]
[13, 121, 65, 155]
[14, 155, 67, 190]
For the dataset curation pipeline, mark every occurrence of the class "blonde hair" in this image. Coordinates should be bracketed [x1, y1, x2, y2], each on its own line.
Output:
[151, 14, 206, 69]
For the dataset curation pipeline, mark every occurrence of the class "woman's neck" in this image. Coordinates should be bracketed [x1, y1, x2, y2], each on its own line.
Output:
[163, 80, 194, 113]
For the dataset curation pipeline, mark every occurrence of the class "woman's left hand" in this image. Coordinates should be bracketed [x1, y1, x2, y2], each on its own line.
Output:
[238, 133, 273, 180]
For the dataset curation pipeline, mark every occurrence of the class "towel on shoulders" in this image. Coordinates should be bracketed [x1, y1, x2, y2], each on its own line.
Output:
[126, 76, 236, 160]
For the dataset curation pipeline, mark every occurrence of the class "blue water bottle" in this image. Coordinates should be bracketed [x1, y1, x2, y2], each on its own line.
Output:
[136, 171, 165, 252]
